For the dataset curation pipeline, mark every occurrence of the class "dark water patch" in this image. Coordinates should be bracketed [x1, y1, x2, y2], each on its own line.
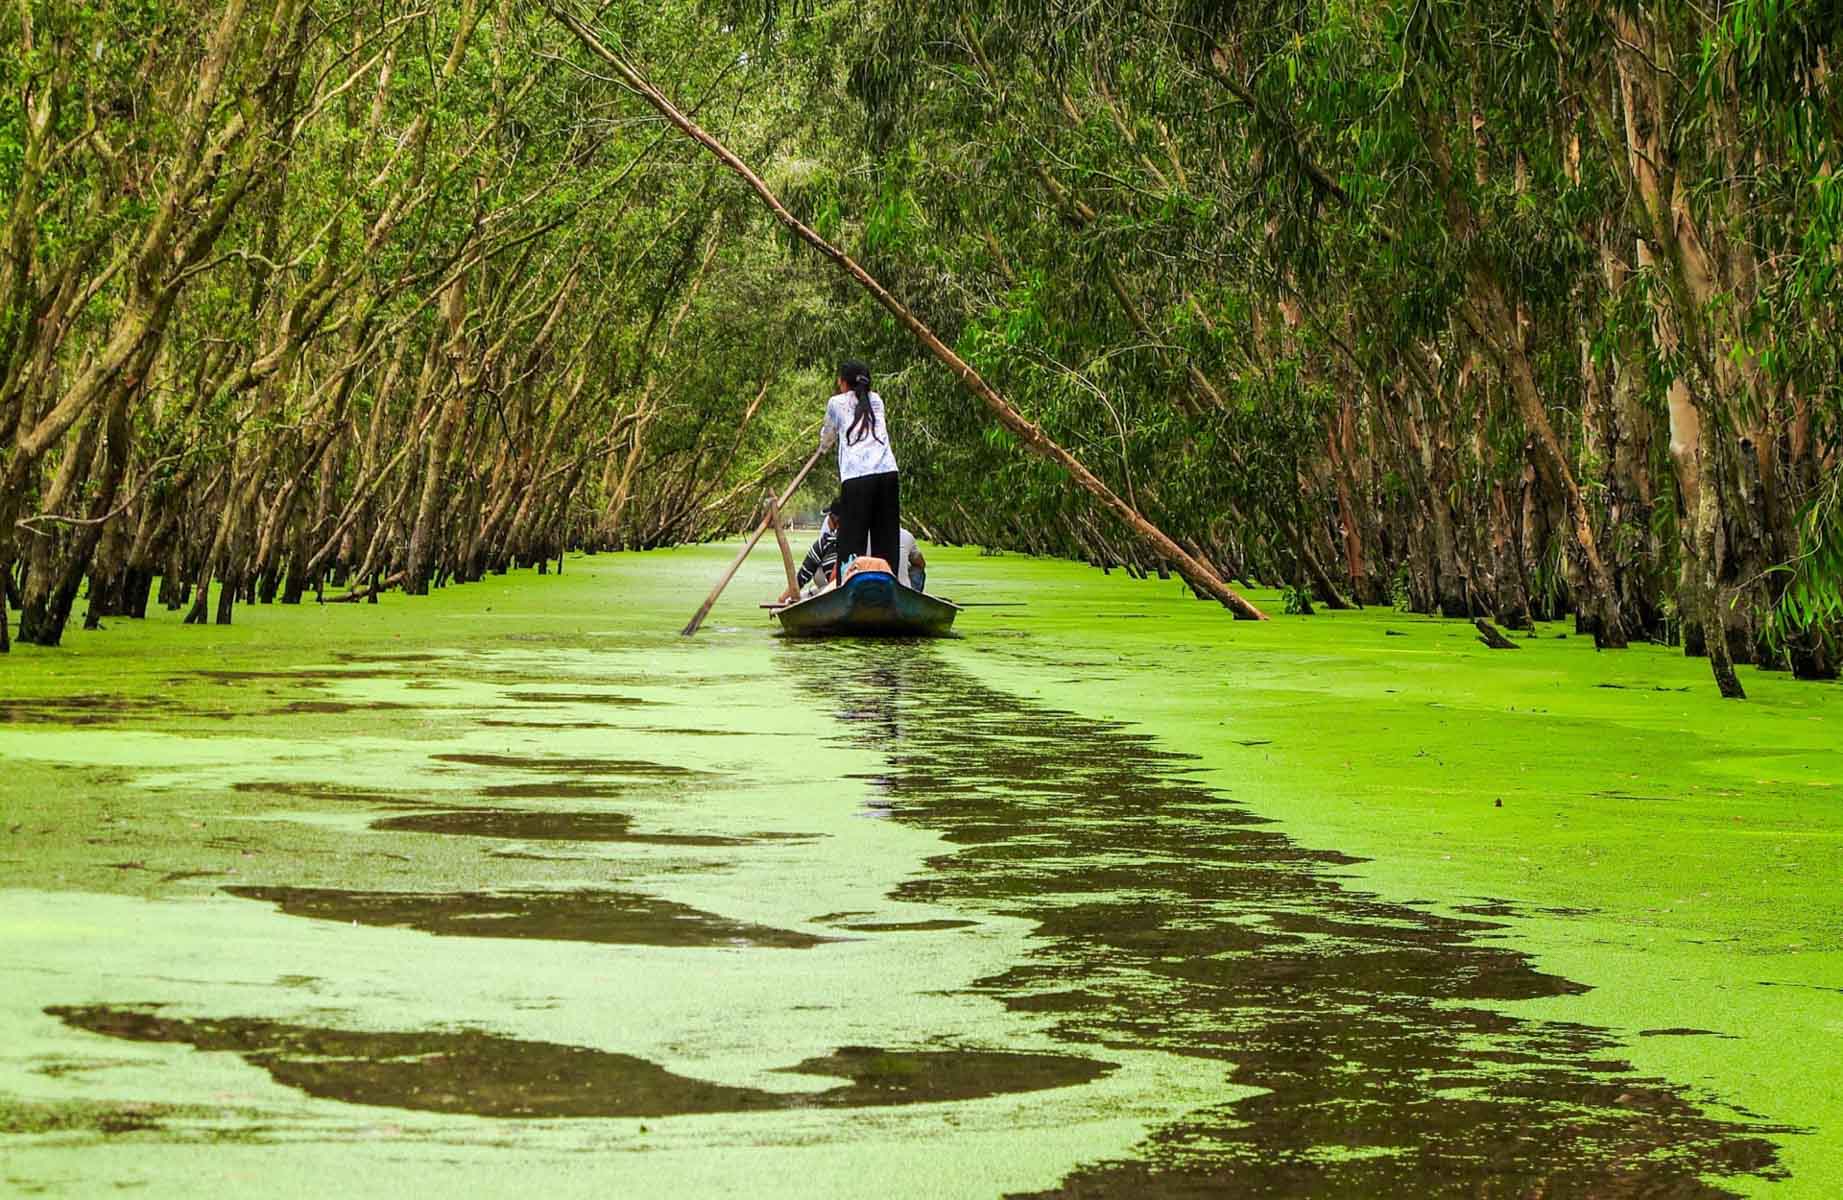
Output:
[159, 870, 227, 888]
[223, 885, 839, 948]
[330, 652, 448, 664]
[778, 1045, 1109, 1105]
[1757, 980, 1843, 995]
[633, 727, 744, 737]
[369, 810, 753, 846]
[478, 719, 612, 731]
[433, 753, 702, 777]
[501, 692, 650, 706]
[0, 1095, 179, 1135]
[835, 919, 978, 933]
[1454, 898, 1601, 919]
[230, 781, 429, 808]
[271, 700, 413, 716]
[486, 850, 596, 863]
[48, 1007, 1110, 1119]
[1640, 1028, 1739, 1039]
[187, 669, 402, 684]
[478, 780, 633, 800]
[1160, 803, 1279, 827]
[30, 1058, 144, 1079]
[808, 646, 1792, 1196]
[0, 694, 164, 726]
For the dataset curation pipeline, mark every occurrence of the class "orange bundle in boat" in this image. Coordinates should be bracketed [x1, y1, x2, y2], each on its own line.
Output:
[843, 556, 893, 579]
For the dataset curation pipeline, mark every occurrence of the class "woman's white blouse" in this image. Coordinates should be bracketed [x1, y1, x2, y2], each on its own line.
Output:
[822, 390, 899, 481]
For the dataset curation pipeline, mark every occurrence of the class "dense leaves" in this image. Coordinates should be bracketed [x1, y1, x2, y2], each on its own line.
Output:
[1, 1, 821, 645]
[3, 0, 1839, 694]
[709, 0, 1842, 689]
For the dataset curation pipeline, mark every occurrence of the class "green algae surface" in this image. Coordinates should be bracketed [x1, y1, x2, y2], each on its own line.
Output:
[2, 545, 1839, 1196]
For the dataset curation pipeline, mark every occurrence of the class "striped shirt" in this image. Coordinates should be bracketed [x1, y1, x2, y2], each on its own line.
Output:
[796, 525, 838, 588]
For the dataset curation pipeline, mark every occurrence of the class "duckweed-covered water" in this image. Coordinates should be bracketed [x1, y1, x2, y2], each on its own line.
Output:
[2, 545, 1840, 1197]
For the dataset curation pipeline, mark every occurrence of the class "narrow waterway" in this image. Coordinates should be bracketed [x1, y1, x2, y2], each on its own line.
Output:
[1, 546, 1829, 1196]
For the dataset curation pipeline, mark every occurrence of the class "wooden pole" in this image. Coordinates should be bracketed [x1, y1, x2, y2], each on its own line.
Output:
[768, 493, 798, 593]
[681, 446, 824, 636]
[545, 6, 1268, 621]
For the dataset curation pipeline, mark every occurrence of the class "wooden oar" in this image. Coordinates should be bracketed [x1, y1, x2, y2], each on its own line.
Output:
[682, 445, 824, 636]
[767, 493, 798, 593]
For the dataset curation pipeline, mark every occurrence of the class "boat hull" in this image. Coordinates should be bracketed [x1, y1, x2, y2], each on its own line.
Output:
[773, 571, 959, 638]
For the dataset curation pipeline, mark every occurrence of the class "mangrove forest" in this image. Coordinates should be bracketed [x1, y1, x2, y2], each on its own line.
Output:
[3, 2, 1841, 1197]
[4, 0, 1841, 690]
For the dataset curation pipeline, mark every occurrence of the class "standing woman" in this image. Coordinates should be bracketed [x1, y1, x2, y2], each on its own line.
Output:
[821, 360, 900, 572]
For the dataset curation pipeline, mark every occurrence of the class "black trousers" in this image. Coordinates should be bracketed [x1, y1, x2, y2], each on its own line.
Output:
[837, 470, 900, 573]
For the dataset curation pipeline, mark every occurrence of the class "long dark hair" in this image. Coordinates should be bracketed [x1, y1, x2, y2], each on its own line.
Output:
[837, 360, 880, 445]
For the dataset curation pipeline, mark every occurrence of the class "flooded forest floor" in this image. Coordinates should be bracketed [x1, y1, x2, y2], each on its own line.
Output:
[2, 545, 1839, 1197]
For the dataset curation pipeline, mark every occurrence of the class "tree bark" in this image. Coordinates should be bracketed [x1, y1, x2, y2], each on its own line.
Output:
[16, 392, 133, 645]
[1459, 281, 1625, 646]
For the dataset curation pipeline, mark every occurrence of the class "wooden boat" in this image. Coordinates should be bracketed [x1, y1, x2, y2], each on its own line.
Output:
[771, 570, 960, 637]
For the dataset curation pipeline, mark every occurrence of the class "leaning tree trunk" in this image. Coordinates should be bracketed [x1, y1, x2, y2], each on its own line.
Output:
[548, 7, 1267, 619]
[35, 393, 134, 644]
[404, 391, 464, 595]
[15, 401, 108, 645]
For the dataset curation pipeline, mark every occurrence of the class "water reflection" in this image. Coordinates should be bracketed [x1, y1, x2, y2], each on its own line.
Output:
[809, 643, 1789, 1196]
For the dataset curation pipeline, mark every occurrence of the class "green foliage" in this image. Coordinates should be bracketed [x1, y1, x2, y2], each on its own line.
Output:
[3, 0, 1840, 673]
[1771, 472, 1843, 638]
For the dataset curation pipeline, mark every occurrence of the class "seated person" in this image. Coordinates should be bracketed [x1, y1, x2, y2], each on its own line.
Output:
[898, 527, 927, 592]
[839, 528, 928, 591]
[779, 500, 840, 604]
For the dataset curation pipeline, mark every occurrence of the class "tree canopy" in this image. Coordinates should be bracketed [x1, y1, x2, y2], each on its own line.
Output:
[4, 0, 1839, 694]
